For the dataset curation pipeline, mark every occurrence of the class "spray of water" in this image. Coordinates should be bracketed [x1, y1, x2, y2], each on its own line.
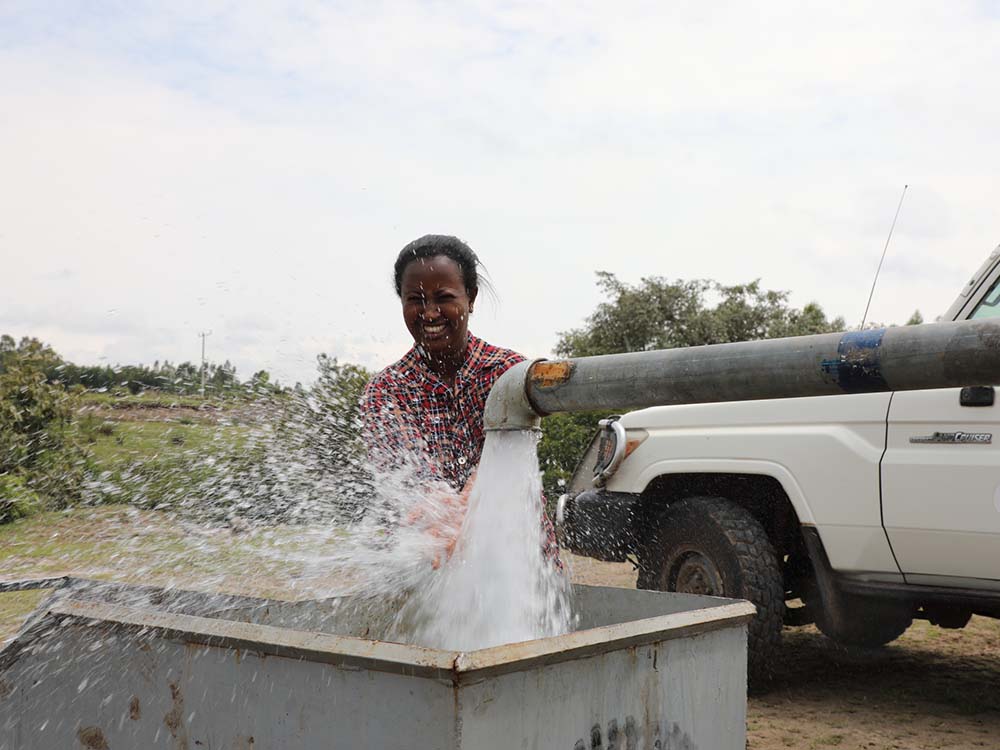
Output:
[32, 373, 576, 651]
[262, 429, 573, 649]
[392, 430, 572, 649]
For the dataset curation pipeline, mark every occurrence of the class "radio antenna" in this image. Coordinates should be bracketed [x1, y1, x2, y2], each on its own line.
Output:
[860, 184, 908, 329]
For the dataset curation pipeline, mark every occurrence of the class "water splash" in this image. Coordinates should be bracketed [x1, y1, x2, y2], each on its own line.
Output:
[8, 372, 574, 651]
[397, 430, 572, 649]
[261, 430, 573, 650]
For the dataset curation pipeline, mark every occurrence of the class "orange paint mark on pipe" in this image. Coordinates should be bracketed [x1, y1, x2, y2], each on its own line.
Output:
[529, 361, 575, 388]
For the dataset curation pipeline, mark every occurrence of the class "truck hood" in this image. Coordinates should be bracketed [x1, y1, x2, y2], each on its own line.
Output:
[618, 392, 893, 430]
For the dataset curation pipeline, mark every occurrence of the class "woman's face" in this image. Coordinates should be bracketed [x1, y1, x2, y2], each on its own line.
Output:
[400, 255, 477, 359]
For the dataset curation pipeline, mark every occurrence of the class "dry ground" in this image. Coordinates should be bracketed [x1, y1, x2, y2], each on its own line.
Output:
[571, 557, 1000, 750]
[2, 511, 999, 749]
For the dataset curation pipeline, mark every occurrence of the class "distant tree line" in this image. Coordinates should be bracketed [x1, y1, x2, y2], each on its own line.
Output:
[52, 359, 242, 395]
[0, 334, 281, 396]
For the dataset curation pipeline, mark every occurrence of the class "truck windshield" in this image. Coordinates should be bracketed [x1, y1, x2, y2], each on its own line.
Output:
[970, 277, 1000, 320]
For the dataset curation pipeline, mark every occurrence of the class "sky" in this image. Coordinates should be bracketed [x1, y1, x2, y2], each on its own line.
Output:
[2, 1, 1000, 385]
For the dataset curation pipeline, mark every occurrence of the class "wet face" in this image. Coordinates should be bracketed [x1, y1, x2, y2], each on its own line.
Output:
[399, 255, 477, 360]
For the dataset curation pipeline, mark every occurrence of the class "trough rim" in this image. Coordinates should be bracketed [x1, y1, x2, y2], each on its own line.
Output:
[0, 578, 755, 682]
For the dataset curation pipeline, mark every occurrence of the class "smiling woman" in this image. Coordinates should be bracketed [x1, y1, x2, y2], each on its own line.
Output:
[395, 236, 484, 385]
[361, 235, 522, 491]
[359, 234, 560, 566]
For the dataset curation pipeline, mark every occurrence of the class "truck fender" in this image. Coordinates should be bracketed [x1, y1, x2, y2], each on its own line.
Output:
[631, 458, 817, 525]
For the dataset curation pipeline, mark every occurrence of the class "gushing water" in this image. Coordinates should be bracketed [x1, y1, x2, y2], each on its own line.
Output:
[9, 370, 574, 652]
[394, 430, 572, 650]
[269, 430, 573, 649]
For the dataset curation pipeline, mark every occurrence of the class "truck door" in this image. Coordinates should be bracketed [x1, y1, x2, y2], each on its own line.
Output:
[880, 274, 1000, 588]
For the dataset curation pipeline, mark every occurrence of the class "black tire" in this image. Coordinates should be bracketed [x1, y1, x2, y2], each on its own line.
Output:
[810, 588, 912, 647]
[636, 496, 784, 686]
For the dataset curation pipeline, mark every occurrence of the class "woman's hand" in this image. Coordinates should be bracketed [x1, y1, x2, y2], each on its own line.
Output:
[406, 472, 476, 569]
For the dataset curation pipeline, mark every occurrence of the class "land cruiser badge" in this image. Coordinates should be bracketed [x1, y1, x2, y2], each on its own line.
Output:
[910, 431, 992, 444]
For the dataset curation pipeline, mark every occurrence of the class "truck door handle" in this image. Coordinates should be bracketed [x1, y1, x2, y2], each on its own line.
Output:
[960, 386, 995, 407]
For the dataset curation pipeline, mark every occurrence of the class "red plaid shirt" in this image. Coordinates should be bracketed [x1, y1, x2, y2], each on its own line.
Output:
[360, 334, 524, 489]
[360, 333, 561, 564]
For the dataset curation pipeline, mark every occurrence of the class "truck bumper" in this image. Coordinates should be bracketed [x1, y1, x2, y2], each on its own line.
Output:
[557, 489, 642, 562]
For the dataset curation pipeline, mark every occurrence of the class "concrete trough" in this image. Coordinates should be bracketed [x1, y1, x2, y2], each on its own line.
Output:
[0, 577, 754, 749]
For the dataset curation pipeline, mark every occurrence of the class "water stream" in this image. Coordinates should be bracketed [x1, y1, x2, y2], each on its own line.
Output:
[393, 430, 572, 650]
[263, 429, 573, 650]
[10, 383, 574, 651]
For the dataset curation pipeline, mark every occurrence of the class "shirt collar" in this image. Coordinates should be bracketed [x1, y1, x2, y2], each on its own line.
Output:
[409, 332, 476, 386]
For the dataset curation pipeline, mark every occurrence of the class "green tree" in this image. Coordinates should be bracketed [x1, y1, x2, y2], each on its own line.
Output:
[539, 274, 846, 496]
[537, 410, 607, 499]
[247, 369, 284, 396]
[906, 310, 924, 325]
[313, 356, 370, 412]
[0, 335, 63, 375]
[556, 273, 845, 356]
[0, 336, 88, 522]
[208, 355, 374, 525]
[208, 360, 238, 393]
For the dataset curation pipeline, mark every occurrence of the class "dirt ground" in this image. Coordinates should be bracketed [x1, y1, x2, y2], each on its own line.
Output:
[570, 555, 1000, 750]
[2, 513, 999, 749]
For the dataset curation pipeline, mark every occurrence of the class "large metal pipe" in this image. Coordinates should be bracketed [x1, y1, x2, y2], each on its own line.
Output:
[484, 318, 1000, 430]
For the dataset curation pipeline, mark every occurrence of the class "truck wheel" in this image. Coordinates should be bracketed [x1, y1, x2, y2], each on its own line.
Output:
[636, 496, 784, 685]
[810, 589, 912, 648]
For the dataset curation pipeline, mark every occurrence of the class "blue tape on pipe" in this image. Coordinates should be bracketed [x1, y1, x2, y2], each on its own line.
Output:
[820, 328, 891, 393]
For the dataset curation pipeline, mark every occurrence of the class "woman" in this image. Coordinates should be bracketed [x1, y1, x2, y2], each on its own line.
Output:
[360, 234, 558, 562]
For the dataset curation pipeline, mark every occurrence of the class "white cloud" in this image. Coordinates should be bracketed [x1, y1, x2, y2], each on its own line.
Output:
[2, 1, 999, 383]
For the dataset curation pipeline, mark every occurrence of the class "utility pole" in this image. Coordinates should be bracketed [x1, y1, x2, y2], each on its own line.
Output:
[199, 330, 212, 398]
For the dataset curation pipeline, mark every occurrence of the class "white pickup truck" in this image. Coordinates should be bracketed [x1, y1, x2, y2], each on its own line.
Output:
[559, 245, 1000, 682]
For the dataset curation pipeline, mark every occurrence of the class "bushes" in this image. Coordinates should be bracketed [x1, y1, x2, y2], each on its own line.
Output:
[205, 356, 373, 525]
[0, 336, 91, 523]
[538, 411, 609, 498]
[0, 473, 43, 524]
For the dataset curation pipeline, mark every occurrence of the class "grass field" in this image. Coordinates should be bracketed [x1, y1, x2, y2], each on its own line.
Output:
[0, 506, 340, 639]
[72, 397, 253, 509]
[78, 391, 219, 409]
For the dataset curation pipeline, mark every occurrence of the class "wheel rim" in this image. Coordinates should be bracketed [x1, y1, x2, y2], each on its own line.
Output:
[669, 551, 725, 596]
